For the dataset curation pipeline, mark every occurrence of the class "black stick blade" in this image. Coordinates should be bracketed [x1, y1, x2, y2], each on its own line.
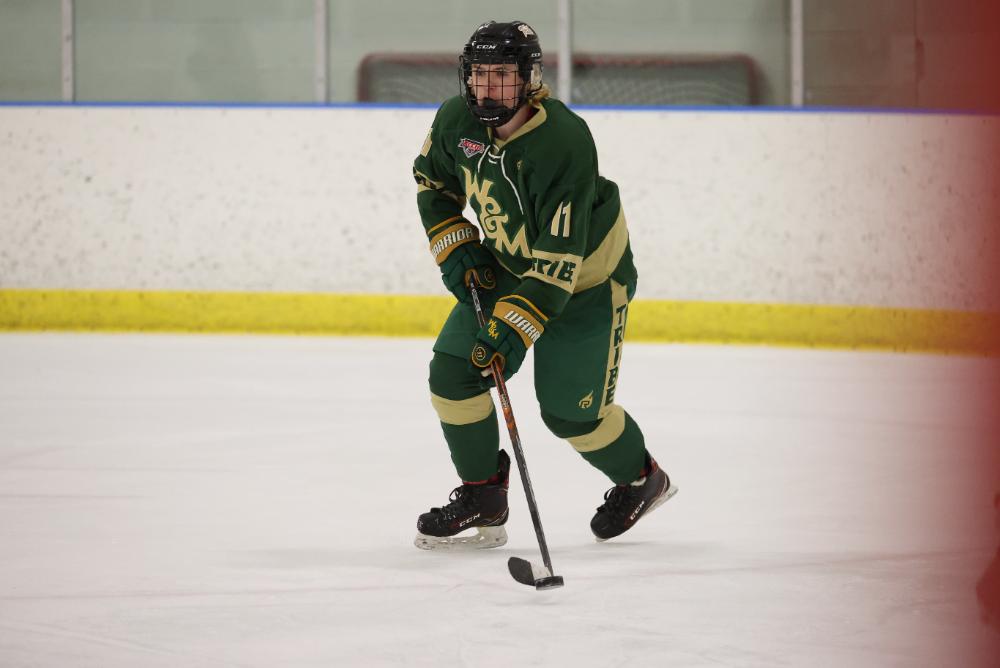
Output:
[508, 557, 565, 590]
[508, 557, 537, 586]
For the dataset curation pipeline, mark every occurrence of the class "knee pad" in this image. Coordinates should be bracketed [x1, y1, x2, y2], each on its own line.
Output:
[540, 408, 601, 440]
[429, 352, 494, 426]
[429, 351, 482, 400]
[542, 405, 629, 454]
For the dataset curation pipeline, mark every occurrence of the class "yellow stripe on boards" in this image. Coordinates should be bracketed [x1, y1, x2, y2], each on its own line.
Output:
[625, 300, 1000, 354]
[1, 289, 997, 355]
[0, 289, 454, 338]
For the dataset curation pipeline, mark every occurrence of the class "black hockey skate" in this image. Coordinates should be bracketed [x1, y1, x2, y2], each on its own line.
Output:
[415, 450, 510, 550]
[590, 452, 677, 541]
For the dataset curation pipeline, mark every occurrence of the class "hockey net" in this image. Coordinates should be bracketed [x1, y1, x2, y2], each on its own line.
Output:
[357, 53, 758, 106]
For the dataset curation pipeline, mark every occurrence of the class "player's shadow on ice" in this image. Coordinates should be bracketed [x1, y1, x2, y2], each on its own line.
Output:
[573, 538, 720, 560]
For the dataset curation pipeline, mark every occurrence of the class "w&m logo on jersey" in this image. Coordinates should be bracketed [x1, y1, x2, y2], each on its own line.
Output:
[459, 166, 530, 258]
[487, 319, 499, 339]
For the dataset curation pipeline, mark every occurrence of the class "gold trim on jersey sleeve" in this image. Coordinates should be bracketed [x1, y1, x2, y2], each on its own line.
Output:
[576, 207, 629, 293]
[525, 249, 583, 294]
[414, 168, 467, 206]
[567, 404, 625, 452]
[419, 128, 433, 157]
[430, 391, 494, 425]
[413, 168, 444, 189]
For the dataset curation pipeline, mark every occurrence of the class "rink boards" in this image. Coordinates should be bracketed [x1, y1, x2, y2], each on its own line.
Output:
[1, 105, 998, 352]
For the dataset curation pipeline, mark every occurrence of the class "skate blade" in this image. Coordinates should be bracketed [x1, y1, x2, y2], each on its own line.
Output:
[595, 482, 678, 543]
[414, 525, 508, 551]
[648, 481, 679, 514]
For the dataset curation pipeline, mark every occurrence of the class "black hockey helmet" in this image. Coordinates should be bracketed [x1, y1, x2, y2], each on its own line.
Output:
[459, 20, 543, 127]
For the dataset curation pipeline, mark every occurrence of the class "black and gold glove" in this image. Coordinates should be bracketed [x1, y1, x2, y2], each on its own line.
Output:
[469, 296, 547, 387]
[428, 218, 497, 303]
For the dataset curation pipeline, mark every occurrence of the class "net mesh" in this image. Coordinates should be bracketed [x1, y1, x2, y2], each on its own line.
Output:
[357, 54, 757, 106]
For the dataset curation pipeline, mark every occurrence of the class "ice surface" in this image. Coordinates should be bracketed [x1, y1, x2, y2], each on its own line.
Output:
[1, 333, 997, 667]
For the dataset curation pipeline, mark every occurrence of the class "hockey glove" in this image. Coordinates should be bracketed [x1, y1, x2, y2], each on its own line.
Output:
[428, 218, 497, 303]
[469, 296, 546, 387]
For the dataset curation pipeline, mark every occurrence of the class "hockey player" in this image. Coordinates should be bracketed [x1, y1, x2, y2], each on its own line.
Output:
[413, 20, 677, 549]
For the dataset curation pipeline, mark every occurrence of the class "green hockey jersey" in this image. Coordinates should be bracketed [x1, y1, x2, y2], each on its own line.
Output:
[414, 94, 637, 321]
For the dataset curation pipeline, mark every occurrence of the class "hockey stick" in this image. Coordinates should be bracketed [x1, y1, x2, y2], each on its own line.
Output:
[468, 276, 564, 591]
